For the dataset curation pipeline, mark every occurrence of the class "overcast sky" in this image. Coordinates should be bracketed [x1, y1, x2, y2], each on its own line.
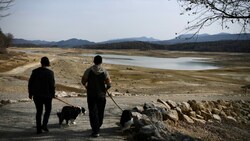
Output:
[0, 0, 242, 42]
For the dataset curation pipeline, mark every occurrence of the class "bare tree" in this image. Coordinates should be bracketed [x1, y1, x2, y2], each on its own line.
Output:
[0, 0, 14, 19]
[176, 0, 250, 36]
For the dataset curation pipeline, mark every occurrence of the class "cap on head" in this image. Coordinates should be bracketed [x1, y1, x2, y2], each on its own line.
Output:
[94, 55, 102, 65]
[41, 56, 50, 66]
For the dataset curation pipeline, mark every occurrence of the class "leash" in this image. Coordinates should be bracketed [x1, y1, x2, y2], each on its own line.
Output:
[55, 97, 75, 107]
[107, 91, 123, 112]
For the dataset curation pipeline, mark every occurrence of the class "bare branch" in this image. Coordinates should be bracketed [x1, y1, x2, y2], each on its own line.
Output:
[176, 0, 250, 36]
[0, 0, 14, 19]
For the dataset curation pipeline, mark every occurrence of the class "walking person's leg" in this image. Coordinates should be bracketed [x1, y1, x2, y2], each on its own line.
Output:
[87, 98, 100, 137]
[33, 97, 43, 134]
[97, 97, 106, 128]
[42, 98, 52, 132]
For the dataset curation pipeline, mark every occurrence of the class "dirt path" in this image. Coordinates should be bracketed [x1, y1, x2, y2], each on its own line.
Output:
[0, 58, 56, 75]
[1, 94, 250, 141]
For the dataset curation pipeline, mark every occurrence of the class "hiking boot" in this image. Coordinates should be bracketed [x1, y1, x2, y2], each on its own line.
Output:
[91, 132, 100, 137]
[41, 125, 49, 132]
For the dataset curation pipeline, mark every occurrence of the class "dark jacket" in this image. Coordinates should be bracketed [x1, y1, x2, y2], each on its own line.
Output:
[28, 67, 55, 98]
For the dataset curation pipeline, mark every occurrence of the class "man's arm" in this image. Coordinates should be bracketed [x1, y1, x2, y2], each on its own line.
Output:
[81, 76, 87, 89]
[28, 71, 35, 99]
[104, 71, 112, 90]
[49, 71, 56, 98]
[81, 68, 90, 89]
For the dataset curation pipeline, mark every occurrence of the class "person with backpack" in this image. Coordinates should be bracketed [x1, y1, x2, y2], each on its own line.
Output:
[81, 55, 111, 137]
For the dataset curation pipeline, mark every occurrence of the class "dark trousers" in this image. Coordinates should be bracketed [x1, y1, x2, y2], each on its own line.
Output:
[33, 97, 52, 131]
[87, 97, 106, 133]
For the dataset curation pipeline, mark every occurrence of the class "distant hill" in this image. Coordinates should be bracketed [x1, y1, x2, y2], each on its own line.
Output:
[81, 40, 250, 53]
[157, 33, 250, 45]
[55, 38, 95, 47]
[13, 38, 95, 47]
[12, 33, 250, 51]
[100, 36, 160, 44]
[81, 41, 164, 50]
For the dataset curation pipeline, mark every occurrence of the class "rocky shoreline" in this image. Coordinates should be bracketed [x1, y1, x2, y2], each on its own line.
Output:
[125, 99, 250, 141]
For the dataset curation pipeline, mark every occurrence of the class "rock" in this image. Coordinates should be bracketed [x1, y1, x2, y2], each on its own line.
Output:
[183, 114, 194, 124]
[175, 107, 182, 114]
[188, 100, 205, 111]
[133, 115, 152, 128]
[219, 110, 227, 117]
[212, 108, 221, 115]
[217, 99, 227, 106]
[215, 104, 222, 110]
[159, 108, 169, 121]
[230, 111, 237, 117]
[157, 99, 171, 110]
[135, 125, 165, 141]
[143, 108, 163, 121]
[179, 102, 191, 114]
[166, 110, 179, 122]
[144, 102, 156, 110]
[191, 117, 206, 124]
[212, 114, 221, 122]
[1, 99, 17, 105]
[196, 110, 201, 115]
[225, 116, 237, 122]
[56, 91, 68, 97]
[166, 100, 177, 109]
[201, 110, 212, 120]
[188, 111, 196, 118]
[175, 107, 184, 119]
[132, 106, 144, 113]
[196, 114, 204, 119]
[18, 98, 31, 102]
[132, 112, 143, 120]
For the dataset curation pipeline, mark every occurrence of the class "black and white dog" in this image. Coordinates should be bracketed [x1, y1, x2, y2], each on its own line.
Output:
[120, 110, 134, 132]
[57, 106, 86, 125]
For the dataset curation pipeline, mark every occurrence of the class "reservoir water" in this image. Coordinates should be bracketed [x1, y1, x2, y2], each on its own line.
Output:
[83, 54, 219, 70]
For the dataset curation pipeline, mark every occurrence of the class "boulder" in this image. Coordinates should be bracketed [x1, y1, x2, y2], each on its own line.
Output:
[212, 114, 221, 122]
[132, 106, 144, 113]
[143, 108, 163, 122]
[196, 114, 204, 119]
[157, 99, 171, 110]
[211, 108, 221, 115]
[166, 110, 179, 122]
[132, 112, 143, 120]
[135, 125, 165, 141]
[166, 100, 177, 109]
[188, 111, 196, 118]
[219, 110, 227, 118]
[183, 114, 194, 124]
[217, 99, 227, 106]
[179, 102, 191, 114]
[18, 98, 31, 102]
[225, 116, 237, 123]
[1, 99, 17, 105]
[201, 110, 212, 120]
[159, 108, 169, 121]
[175, 107, 184, 119]
[143, 102, 156, 110]
[191, 117, 206, 124]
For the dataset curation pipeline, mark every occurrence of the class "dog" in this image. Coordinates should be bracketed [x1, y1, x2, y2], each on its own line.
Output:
[120, 110, 134, 132]
[57, 106, 86, 125]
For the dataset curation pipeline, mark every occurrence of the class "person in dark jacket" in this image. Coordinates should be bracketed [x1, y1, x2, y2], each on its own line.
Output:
[28, 56, 55, 134]
[81, 55, 111, 137]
